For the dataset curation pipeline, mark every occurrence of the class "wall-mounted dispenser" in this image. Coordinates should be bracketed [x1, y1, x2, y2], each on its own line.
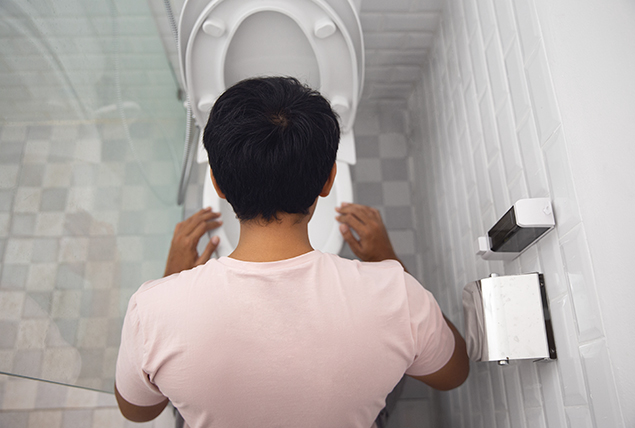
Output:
[477, 198, 555, 260]
[462, 273, 557, 365]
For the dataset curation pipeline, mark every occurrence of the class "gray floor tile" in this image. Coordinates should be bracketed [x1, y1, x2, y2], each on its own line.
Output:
[63, 213, 93, 236]
[27, 126, 52, 140]
[87, 237, 116, 262]
[19, 165, 45, 187]
[48, 141, 77, 163]
[31, 238, 60, 263]
[11, 213, 36, 236]
[55, 264, 86, 290]
[354, 135, 380, 158]
[384, 206, 414, 229]
[355, 182, 384, 207]
[0, 411, 29, 428]
[382, 182, 411, 206]
[379, 133, 408, 159]
[352, 158, 382, 183]
[1, 264, 29, 289]
[0, 125, 27, 142]
[93, 188, 121, 211]
[381, 158, 409, 181]
[12, 350, 43, 376]
[40, 189, 68, 212]
[0, 321, 18, 349]
[0, 190, 14, 211]
[61, 409, 93, 428]
[0, 142, 25, 164]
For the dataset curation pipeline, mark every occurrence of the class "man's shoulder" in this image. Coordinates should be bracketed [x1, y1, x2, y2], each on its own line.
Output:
[134, 259, 221, 301]
[322, 252, 404, 272]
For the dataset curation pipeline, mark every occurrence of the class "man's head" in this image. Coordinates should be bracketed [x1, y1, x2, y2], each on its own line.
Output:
[203, 76, 340, 221]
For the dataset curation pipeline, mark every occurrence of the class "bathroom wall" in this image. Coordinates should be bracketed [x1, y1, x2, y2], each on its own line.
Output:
[407, 0, 634, 427]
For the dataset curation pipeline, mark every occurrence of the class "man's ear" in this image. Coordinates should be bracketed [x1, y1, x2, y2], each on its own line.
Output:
[210, 168, 226, 199]
[319, 163, 337, 197]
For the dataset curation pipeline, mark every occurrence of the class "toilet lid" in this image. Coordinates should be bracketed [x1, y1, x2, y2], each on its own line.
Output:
[180, 0, 363, 133]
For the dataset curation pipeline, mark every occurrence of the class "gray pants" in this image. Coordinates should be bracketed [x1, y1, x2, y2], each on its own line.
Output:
[374, 375, 407, 428]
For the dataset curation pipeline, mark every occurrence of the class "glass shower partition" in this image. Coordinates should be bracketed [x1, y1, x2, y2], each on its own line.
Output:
[0, 0, 186, 393]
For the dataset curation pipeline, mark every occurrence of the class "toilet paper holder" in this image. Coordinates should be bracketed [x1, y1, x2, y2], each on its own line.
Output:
[462, 272, 557, 365]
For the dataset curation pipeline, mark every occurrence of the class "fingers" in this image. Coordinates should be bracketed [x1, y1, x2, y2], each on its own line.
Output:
[339, 223, 362, 254]
[178, 208, 222, 237]
[196, 235, 220, 265]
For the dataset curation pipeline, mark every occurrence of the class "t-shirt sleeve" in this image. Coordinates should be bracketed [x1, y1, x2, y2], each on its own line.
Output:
[403, 274, 456, 376]
[115, 292, 167, 406]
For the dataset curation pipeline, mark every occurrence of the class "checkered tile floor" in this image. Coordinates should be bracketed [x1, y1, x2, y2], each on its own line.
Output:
[0, 121, 183, 392]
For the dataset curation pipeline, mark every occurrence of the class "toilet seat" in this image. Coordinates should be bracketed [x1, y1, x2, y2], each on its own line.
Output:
[203, 161, 353, 257]
[181, 0, 363, 135]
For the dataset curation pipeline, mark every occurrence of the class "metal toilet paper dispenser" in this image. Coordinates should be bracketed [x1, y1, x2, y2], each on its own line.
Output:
[462, 273, 557, 365]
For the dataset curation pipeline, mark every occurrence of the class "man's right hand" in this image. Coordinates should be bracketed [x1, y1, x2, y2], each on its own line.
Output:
[335, 202, 399, 264]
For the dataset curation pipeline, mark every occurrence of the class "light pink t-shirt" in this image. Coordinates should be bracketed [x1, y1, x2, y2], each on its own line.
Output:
[116, 251, 454, 428]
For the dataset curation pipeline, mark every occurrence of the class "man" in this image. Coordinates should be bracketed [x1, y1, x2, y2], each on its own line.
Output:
[115, 77, 469, 427]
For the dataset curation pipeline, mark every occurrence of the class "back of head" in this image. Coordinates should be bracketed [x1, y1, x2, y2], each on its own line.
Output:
[203, 76, 340, 221]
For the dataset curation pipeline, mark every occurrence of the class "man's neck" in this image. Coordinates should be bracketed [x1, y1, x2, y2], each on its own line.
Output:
[228, 212, 314, 262]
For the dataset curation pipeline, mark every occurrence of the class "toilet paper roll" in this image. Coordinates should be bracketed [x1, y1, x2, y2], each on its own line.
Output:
[462, 281, 487, 361]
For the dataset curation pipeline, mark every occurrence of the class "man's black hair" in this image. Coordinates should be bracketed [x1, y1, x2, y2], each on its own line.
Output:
[203, 76, 340, 221]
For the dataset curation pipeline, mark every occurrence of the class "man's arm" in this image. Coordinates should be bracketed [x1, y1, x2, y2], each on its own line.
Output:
[336, 202, 470, 390]
[116, 208, 223, 421]
[115, 383, 169, 422]
[407, 317, 469, 390]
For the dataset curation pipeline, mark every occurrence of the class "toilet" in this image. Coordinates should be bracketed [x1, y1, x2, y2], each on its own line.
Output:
[178, 0, 364, 256]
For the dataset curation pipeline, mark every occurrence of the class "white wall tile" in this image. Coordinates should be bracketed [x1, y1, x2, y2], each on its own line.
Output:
[579, 339, 624, 428]
[525, 46, 561, 144]
[469, 31, 489, 97]
[536, 363, 567, 428]
[479, 91, 501, 159]
[464, 81, 483, 144]
[502, 365, 527, 428]
[462, 0, 479, 38]
[495, 99, 522, 181]
[524, 407, 547, 428]
[484, 37, 509, 111]
[489, 368, 508, 412]
[477, 369, 497, 428]
[548, 295, 588, 406]
[517, 362, 542, 408]
[409, 0, 623, 427]
[362, 0, 411, 12]
[359, 13, 383, 32]
[559, 225, 604, 343]
[516, 115, 549, 198]
[472, 142, 493, 212]
[564, 406, 593, 428]
[511, 0, 541, 60]
[364, 32, 408, 50]
[475, 0, 497, 45]
[542, 128, 581, 237]
[536, 232, 568, 299]
[383, 13, 440, 32]
[508, 174, 529, 207]
[491, 0, 517, 54]
[487, 153, 510, 216]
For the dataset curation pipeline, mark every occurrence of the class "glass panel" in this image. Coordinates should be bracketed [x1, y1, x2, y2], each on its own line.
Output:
[0, 0, 185, 392]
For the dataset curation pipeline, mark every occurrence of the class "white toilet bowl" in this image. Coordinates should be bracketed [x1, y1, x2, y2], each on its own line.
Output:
[179, 0, 363, 255]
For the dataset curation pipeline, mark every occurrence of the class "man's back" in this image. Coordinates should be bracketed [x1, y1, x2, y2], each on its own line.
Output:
[116, 251, 454, 428]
